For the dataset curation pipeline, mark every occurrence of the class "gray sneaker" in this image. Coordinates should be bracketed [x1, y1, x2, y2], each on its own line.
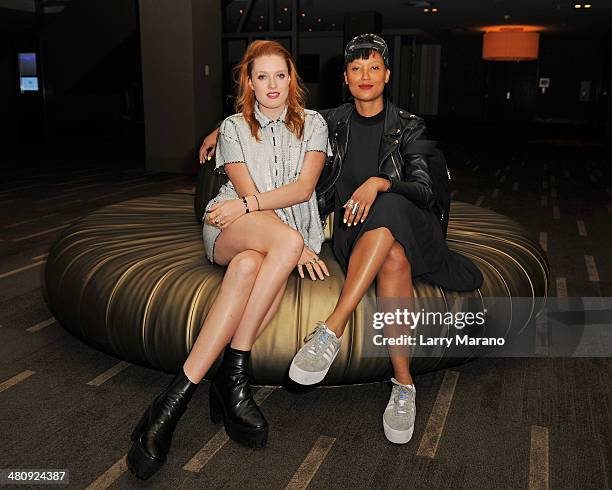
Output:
[289, 322, 342, 385]
[383, 378, 416, 444]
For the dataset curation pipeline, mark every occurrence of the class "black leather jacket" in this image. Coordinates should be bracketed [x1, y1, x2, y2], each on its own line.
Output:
[315, 99, 435, 224]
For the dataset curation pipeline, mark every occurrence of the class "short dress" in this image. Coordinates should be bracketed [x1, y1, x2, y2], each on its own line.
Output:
[202, 103, 332, 263]
[332, 106, 483, 292]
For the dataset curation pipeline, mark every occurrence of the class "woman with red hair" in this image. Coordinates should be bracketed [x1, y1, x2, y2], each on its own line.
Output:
[127, 40, 330, 480]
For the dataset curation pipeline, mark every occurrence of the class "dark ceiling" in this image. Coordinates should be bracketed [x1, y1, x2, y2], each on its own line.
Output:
[1, 0, 611, 39]
[225, 0, 612, 37]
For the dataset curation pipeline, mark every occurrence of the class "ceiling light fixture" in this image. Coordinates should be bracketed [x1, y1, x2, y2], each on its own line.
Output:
[424, 8, 429, 12]
[481, 25, 544, 61]
[574, 4, 582, 8]
[584, 3, 592, 7]
[432, 7, 438, 12]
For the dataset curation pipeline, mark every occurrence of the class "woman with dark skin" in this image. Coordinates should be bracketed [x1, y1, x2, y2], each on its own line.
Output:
[200, 34, 482, 445]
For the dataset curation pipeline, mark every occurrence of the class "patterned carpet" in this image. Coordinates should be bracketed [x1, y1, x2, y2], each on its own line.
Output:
[0, 128, 610, 489]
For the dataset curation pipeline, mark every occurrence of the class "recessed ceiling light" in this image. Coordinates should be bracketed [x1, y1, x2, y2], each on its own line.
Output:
[308, 27, 313, 31]
[574, 4, 582, 8]
[278, 19, 282, 23]
[301, 12, 306, 17]
[283, 6, 288, 11]
[424, 8, 429, 12]
[584, 3, 591, 7]
[331, 23, 336, 27]
[432, 7, 438, 12]
[239, 8, 244, 14]
[260, 15, 264, 19]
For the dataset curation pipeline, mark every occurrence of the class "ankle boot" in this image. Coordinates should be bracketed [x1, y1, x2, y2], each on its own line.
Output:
[127, 369, 198, 480]
[210, 346, 268, 448]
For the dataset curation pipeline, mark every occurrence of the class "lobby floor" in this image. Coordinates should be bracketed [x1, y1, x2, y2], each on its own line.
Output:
[0, 133, 611, 488]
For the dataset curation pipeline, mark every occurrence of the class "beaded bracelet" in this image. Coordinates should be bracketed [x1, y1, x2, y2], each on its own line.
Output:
[242, 196, 250, 213]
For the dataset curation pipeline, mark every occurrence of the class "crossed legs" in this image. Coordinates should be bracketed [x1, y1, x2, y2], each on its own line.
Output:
[183, 213, 302, 384]
[324, 227, 414, 385]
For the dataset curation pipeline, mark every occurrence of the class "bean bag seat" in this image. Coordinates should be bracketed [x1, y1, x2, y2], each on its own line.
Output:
[45, 170, 549, 385]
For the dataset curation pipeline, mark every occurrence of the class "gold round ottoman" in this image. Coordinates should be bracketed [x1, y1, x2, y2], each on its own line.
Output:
[45, 186, 549, 385]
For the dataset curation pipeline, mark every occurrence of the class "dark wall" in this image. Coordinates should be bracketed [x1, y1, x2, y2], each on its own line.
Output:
[0, 9, 39, 145]
[537, 36, 607, 126]
[438, 37, 486, 122]
[438, 33, 610, 129]
[43, 0, 142, 137]
[0, 0, 142, 147]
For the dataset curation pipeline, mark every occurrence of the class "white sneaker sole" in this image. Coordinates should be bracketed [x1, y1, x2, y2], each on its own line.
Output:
[288, 361, 330, 385]
[288, 347, 340, 385]
[383, 419, 414, 444]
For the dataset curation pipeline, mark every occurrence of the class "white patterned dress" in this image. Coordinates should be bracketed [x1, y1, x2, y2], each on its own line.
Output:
[202, 103, 332, 263]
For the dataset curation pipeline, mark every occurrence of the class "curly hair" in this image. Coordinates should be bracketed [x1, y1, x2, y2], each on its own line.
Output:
[233, 40, 307, 141]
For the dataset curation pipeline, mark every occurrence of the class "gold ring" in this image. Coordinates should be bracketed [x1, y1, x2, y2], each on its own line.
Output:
[214, 218, 220, 224]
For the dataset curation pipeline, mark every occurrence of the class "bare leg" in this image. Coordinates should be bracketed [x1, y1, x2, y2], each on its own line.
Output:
[230, 251, 299, 350]
[377, 242, 414, 386]
[255, 280, 287, 338]
[183, 250, 263, 383]
[183, 213, 302, 382]
[325, 227, 396, 337]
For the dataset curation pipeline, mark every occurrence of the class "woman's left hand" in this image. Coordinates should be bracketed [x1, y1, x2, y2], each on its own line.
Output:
[205, 199, 246, 229]
[343, 177, 390, 226]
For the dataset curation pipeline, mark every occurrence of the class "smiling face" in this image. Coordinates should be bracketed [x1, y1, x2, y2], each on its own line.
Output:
[248, 54, 291, 113]
[344, 50, 390, 103]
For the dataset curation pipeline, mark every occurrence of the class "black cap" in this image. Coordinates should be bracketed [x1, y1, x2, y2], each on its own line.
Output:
[344, 33, 390, 67]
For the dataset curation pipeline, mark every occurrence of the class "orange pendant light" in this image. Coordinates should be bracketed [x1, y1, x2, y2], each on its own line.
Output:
[481, 25, 542, 61]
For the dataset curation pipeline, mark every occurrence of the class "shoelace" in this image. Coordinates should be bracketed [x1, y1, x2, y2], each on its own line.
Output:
[303, 322, 332, 358]
[392, 385, 414, 416]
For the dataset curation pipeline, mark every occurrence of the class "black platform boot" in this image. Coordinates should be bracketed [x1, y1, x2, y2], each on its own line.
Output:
[127, 369, 198, 480]
[209, 346, 268, 448]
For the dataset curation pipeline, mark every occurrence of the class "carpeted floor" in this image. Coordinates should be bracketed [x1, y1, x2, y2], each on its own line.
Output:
[0, 129, 610, 489]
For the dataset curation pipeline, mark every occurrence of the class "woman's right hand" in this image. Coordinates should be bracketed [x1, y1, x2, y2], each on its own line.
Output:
[199, 128, 220, 163]
[297, 247, 330, 281]
[205, 199, 245, 230]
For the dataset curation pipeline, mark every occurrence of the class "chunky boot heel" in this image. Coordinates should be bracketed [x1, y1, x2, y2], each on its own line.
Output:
[127, 369, 198, 480]
[209, 385, 223, 423]
[210, 346, 268, 448]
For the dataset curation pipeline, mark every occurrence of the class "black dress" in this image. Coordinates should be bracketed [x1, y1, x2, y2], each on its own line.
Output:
[331, 106, 483, 292]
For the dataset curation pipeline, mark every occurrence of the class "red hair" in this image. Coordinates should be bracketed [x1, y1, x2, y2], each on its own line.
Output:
[233, 40, 306, 141]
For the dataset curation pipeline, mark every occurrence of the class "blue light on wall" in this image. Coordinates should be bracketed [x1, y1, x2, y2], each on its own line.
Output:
[18, 52, 39, 93]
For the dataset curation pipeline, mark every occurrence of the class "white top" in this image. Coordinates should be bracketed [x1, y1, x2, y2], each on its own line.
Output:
[202, 103, 331, 262]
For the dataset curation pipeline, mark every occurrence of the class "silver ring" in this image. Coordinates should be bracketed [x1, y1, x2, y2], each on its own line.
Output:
[351, 202, 359, 215]
[347, 199, 354, 209]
